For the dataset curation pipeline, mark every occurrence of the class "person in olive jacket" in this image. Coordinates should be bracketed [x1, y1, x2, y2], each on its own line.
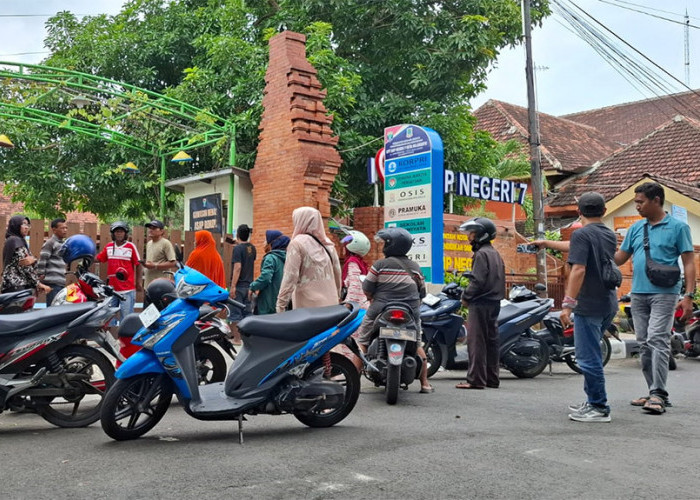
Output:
[455, 217, 506, 390]
[248, 230, 290, 315]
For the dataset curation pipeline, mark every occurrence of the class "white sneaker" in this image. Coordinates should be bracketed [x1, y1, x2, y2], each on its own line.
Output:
[568, 402, 586, 412]
[569, 403, 611, 423]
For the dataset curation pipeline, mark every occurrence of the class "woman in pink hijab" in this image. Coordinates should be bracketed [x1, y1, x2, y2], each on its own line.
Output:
[275, 207, 342, 312]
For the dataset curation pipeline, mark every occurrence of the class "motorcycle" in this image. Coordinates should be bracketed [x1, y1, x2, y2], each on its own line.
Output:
[420, 283, 467, 377]
[358, 302, 422, 405]
[0, 288, 122, 427]
[100, 264, 365, 442]
[422, 283, 552, 379]
[117, 278, 236, 384]
[0, 289, 35, 314]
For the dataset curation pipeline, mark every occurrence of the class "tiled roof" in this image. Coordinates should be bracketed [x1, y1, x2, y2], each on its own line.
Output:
[563, 89, 700, 146]
[549, 116, 700, 207]
[474, 100, 620, 174]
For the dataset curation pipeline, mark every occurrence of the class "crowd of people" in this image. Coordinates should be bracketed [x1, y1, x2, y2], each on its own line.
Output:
[1, 181, 696, 418]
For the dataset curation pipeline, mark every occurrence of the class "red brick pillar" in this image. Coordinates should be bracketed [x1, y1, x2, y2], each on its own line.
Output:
[249, 31, 342, 261]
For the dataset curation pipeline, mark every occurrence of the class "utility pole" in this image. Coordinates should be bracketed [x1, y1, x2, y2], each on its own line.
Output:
[522, 0, 547, 289]
[685, 9, 690, 86]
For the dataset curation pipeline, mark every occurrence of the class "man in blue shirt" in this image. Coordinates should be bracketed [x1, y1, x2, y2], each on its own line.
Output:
[615, 182, 695, 415]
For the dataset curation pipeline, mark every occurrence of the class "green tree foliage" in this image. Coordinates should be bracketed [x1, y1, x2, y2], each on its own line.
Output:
[1, 0, 549, 218]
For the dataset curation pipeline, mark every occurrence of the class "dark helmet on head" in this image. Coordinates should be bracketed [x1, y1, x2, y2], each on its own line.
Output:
[459, 217, 497, 244]
[58, 234, 97, 265]
[145, 278, 176, 311]
[374, 227, 413, 257]
[110, 221, 130, 234]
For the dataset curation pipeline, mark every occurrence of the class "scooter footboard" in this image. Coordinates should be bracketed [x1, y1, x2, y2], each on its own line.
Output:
[115, 349, 165, 379]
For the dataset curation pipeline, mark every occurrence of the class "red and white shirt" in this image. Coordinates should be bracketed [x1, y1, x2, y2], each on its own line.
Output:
[96, 241, 141, 291]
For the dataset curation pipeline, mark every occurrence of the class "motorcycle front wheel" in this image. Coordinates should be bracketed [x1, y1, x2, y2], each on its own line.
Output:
[294, 353, 360, 428]
[101, 373, 173, 441]
[565, 335, 612, 374]
[194, 343, 227, 384]
[36, 344, 115, 428]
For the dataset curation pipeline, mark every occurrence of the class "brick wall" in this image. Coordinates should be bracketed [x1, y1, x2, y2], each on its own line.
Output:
[249, 31, 342, 262]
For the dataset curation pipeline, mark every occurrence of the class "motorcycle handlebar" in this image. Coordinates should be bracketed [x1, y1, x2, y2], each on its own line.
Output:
[226, 297, 246, 310]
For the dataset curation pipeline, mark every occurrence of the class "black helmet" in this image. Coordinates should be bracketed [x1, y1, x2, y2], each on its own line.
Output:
[374, 227, 413, 257]
[110, 221, 130, 236]
[459, 217, 497, 244]
[145, 278, 176, 311]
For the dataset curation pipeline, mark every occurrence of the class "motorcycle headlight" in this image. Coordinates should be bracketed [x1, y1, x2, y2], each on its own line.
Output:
[176, 280, 206, 299]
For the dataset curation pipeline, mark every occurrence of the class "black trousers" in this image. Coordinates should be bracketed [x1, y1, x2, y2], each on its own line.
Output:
[466, 302, 501, 388]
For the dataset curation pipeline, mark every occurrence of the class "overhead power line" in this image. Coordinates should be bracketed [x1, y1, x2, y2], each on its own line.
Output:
[552, 0, 700, 123]
[599, 0, 700, 22]
[597, 0, 700, 29]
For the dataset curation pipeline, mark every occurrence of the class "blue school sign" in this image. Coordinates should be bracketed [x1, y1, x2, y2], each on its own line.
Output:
[384, 124, 444, 284]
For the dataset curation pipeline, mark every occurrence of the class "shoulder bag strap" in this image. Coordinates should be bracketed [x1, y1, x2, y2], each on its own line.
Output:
[307, 234, 333, 264]
[643, 223, 652, 258]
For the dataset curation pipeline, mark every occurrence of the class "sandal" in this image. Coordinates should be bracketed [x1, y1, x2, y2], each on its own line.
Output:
[642, 396, 666, 414]
[630, 396, 649, 406]
[455, 382, 484, 390]
[419, 386, 434, 394]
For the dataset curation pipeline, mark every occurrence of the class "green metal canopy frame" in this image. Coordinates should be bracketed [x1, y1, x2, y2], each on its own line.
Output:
[0, 61, 236, 224]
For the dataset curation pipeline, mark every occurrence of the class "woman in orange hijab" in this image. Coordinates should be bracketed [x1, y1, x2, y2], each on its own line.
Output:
[186, 230, 226, 288]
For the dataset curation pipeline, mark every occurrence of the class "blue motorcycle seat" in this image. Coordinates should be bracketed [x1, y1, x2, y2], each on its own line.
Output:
[238, 305, 351, 342]
[0, 303, 97, 337]
[497, 301, 547, 324]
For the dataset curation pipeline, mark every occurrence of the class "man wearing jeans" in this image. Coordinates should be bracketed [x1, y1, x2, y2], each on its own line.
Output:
[535, 192, 617, 422]
[615, 182, 695, 415]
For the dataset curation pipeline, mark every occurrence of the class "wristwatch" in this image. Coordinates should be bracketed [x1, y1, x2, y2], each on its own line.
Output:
[684, 291, 696, 299]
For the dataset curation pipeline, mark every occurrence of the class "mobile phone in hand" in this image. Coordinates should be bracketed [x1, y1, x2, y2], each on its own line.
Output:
[516, 243, 539, 254]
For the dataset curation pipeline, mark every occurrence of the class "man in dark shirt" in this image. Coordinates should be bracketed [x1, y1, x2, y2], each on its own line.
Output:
[456, 217, 505, 390]
[535, 192, 617, 423]
[229, 224, 256, 344]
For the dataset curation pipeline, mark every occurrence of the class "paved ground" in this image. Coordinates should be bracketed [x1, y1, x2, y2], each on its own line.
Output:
[2, 356, 700, 499]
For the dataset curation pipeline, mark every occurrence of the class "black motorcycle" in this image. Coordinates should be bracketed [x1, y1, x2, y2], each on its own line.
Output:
[421, 283, 467, 377]
[360, 302, 423, 405]
[0, 290, 121, 427]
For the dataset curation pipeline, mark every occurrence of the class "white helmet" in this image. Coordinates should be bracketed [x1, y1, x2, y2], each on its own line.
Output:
[342, 230, 371, 256]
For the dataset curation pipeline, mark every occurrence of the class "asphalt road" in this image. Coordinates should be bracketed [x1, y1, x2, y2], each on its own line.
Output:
[2, 357, 700, 500]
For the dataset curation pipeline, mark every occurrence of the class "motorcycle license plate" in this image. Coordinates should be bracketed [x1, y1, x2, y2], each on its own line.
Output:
[379, 327, 417, 342]
[139, 303, 160, 329]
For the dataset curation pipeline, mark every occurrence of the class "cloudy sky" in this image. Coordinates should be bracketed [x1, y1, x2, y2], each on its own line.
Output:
[1, 0, 697, 116]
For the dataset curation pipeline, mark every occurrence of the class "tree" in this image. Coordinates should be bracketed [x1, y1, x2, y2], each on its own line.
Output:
[1, 0, 549, 218]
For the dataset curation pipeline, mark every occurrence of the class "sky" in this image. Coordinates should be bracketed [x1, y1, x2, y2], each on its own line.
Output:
[0, 0, 698, 117]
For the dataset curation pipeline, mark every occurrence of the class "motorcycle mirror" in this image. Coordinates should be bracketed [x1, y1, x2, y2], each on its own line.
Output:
[114, 270, 127, 282]
[534, 283, 547, 292]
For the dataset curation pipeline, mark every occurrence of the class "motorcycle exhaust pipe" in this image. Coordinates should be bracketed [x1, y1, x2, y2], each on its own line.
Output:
[401, 356, 417, 386]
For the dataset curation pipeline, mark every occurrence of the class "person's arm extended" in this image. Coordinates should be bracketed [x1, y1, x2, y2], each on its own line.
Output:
[532, 239, 570, 252]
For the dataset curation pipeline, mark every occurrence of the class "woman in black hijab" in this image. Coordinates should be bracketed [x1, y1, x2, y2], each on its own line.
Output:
[1, 215, 50, 294]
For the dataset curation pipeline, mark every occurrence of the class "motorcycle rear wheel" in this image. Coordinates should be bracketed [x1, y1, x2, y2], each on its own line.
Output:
[194, 343, 227, 384]
[565, 336, 612, 374]
[508, 339, 550, 379]
[101, 373, 173, 441]
[36, 344, 115, 428]
[294, 353, 360, 428]
[385, 363, 401, 405]
[425, 343, 442, 378]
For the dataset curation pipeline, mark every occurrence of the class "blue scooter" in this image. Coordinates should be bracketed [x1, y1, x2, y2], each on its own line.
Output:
[100, 264, 365, 442]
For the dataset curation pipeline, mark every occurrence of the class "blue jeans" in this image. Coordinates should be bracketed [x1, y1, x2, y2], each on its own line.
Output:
[110, 289, 136, 326]
[574, 312, 615, 411]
